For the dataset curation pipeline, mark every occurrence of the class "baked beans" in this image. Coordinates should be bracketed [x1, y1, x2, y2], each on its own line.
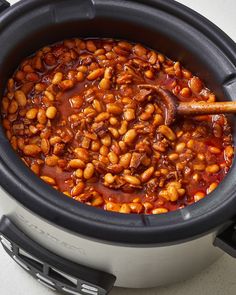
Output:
[1, 38, 234, 214]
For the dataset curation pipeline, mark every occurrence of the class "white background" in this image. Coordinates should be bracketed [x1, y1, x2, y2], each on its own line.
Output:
[1, 0, 236, 295]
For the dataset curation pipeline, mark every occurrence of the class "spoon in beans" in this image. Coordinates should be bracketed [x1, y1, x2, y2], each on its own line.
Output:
[138, 84, 236, 125]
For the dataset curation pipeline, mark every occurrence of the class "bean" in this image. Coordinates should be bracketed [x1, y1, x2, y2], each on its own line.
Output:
[142, 156, 151, 166]
[213, 123, 223, 138]
[123, 129, 137, 144]
[40, 175, 56, 185]
[53, 143, 65, 155]
[100, 145, 109, 156]
[106, 202, 120, 212]
[81, 137, 91, 149]
[118, 41, 132, 51]
[29, 125, 38, 135]
[124, 108, 135, 121]
[209, 146, 221, 154]
[8, 100, 18, 114]
[153, 114, 163, 126]
[119, 153, 132, 168]
[158, 125, 176, 141]
[87, 68, 104, 80]
[206, 164, 220, 174]
[52, 72, 63, 84]
[2, 119, 10, 130]
[37, 109, 47, 124]
[75, 168, 83, 178]
[7, 78, 14, 92]
[17, 138, 25, 150]
[129, 203, 143, 213]
[46, 106, 57, 119]
[118, 141, 127, 152]
[86, 40, 97, 52]
[31, 163, 40, 175]
[141, 167, 154, 183]
[182, 69, 192, 79]
[26, 108, 38, 119]
[193, 164, 205, 171]
[108, 151, 119, 164]
[84, 163, 95, 179]
[108, 127, 119, 139]
[144, 70, 154, 79]
[225, 146, 234, 158]
[49, 136, 62, 145]
[194, 192, 205, 202]
[175, 142, 186, 153]
[70, 95, 84, 109]
[167, 185, 179, 202]
[63, 191, 71, 197]
[23, 144, 41, 156]
[160, 168, 169, 176]
[192, 173, 199, 181]
[104, 173, 115, 184]
[166, 181, 181, 189]
[109, 117, 119, 126]
[41, 138, 50, 154]
[2, 97, 9, 112]
[95, 112, 110, 122]
[133, 44, 147, 57]
[119, 204, 131, 214]
[91, 196, 104, 207]
[71, 182, 85, 196]
[158, 190, 169, 200]
[95, 48, 105, 56]
[44, 90, 54, 101]
[168, 153, 179, 161]
[76, 71, 84, 82]
[187, 139, 194, 149]
[59, 79, 74, 90]
[68, 159, 86, 169]
[152, 208, 168, 214]
[14, 90, 27, 106]
[180, 87, 191, 98]
[104, 67, 113, 79]
[197, 153, 205, 161]
[124, 175, 141, 185]
[189, 76, 202, 93]
[74, 147, 89, 162]
[178, 188, 186, 196]
[84, 106, 96, 117]
[148, 51, 157, 64]
[45, 155, 59, 166]
[10, 136, 17, 150]
[92, 99, 102, 113]
[107, 103, 122, 115]
[118, 121, 127, 135]
[91, 141, 101, 152]
[99, 78, 110, 90]
[207, 182, 218, 194]
[101, 135, 111, 147]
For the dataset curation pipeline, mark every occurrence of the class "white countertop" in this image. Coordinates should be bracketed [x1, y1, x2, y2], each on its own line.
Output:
[1, 0, 236, 294]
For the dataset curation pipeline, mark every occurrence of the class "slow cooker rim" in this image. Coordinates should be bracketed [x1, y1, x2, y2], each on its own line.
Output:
[1, 0, 236, 246]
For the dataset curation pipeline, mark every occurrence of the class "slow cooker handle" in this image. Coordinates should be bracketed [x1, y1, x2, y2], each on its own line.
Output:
[0, 0, 9, 13]
[0, 216, 116, 294]
[214, 223, 236, 257]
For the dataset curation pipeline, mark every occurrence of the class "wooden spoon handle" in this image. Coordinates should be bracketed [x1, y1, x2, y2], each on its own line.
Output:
[177, 101, 236, 116]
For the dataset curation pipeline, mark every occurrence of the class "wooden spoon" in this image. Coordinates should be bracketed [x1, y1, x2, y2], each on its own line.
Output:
[138, 84, 236, 125]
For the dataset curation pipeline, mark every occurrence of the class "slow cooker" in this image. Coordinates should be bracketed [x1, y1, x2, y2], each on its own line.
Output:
[1, 0, 236, 294]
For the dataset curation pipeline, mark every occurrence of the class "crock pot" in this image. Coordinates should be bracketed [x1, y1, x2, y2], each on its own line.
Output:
[1, 0, 236, 294]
